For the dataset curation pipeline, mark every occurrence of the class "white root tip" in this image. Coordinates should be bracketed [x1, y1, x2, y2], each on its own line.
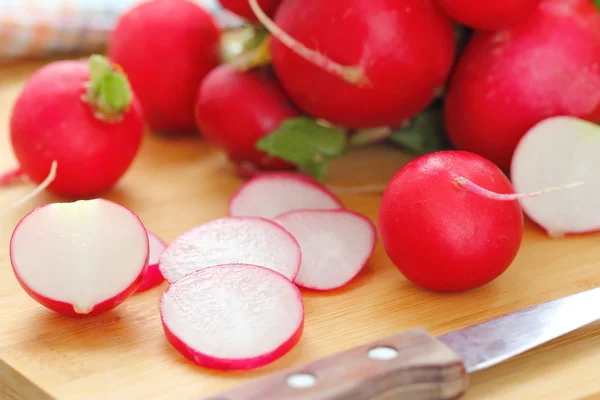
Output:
[1, 161, 57, 217]
[456, 176, 584, 201]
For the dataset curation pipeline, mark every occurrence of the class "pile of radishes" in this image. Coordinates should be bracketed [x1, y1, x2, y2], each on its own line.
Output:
[9, 173, 375, 370]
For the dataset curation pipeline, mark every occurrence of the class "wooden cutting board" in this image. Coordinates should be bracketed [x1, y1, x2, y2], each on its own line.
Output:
[1, 59, 600, 400]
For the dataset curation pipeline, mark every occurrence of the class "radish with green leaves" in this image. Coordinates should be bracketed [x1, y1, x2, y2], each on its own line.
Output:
[108, 0, 221, 134]
[160, 263, 304, 370]
[5, 55, 144, 198]
[10, 199, 149, 316]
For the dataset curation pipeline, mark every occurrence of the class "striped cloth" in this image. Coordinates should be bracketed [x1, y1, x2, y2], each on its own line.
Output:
[0, 0, 243, 63]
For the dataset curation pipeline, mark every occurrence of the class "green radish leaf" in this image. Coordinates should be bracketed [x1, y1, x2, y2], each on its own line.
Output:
[99, 73, 133, 112]
[389, 104, 451, 154]
[88, 54, 113, 93]
[594, 0, 600, 11]
[256, 117, 347, 180]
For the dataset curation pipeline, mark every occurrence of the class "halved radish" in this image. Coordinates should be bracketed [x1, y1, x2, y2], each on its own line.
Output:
[158, 216, 301, 283]
[135, 231, 168, 293]
[160, 263, 304, 370]
[10, 199, 149, 316]
[274, 209, 377, 290]
[228, 172, 343, 219]
[511, 116, 600, 238]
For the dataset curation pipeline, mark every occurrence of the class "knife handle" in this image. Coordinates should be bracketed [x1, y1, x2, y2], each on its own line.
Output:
[199, 328, 468, 400]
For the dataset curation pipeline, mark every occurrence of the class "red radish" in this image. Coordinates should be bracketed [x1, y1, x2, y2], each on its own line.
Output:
[7, 55, 144, 198]
[378, 151, 524, 292]
[249, 0, 456, 129]
[511, 116, 599, 238]
[158, 216, 301, 283]
[195, 64, 299, 171]
[108, 0, 221, 134]
[160, 263, 304, 370]
[274, 209, 376, 290]
[220, 0, 281, 21]
[228, 172, 343, 219]
[10, 199, 149, 316]
[444, 0, 600, 171]
[436, 0, 541, 30]
[135, 231, 168, 293]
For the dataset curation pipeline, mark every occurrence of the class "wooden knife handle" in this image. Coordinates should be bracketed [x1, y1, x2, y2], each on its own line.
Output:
[198, 328, 468, 400]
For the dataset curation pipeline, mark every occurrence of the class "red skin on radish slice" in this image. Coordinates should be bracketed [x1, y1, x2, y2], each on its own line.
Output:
[511, 116, 600, 238]
[228, 172, 343, 219]
[158, 216, 301, 283]
[160, 263, 304, 370]
[274, 209, 376, 290]
[135, 231, 168, 293]
[378, 151, 524, 292]
[10, 199, 149, 316]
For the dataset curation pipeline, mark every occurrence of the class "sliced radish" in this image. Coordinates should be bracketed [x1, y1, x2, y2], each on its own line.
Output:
[158, 216, 301, 283]
[511, 116, 600, 238]
[135, 231, 168, 293]
[228, 172, 343, 219]
[274, 209, 377, 290]
[160, 263, 304, 370]
[10, 199, 149, 316]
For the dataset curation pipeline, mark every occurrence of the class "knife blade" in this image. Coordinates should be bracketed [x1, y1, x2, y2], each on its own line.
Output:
[198, 287, 600, 400]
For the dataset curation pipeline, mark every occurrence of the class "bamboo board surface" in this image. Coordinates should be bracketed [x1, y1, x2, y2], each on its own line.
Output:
[1, 59, 600, 400]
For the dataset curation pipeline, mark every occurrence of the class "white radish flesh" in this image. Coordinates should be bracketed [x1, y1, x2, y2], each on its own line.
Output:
[511, 116, 600, 237]
[229, 172, 343, 219]
[135, 231, 168, 293]
[160, 263, 304, 370]
[274, 209, 377, 290]
[158, 216, 301, 283]
[10, 199, 149, 315]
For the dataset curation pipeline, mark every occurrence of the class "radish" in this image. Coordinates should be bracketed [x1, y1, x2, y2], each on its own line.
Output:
[274, 209, 376, 290]
[249, 0, 456, 129]
[228, 172, 343, 219]
[219, 0, 281, 22]
[444, 0, 600, 171]
[378, 151, 524, 292]
[195, 64, 299, 171]
[7, 55, 144, 198]
[108, 0, 221, 134]
[158, 216, 301, 283]
[511, 116, 600, 238]
[135, 231, 168, 293]
[436, 0, 541, 30]
[160, 263, 304, 370]
[10, 199, 149, 316]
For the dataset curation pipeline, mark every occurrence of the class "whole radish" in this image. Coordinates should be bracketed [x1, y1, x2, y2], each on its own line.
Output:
[250, 0, 456, 129]
[108, 0, 221, 134]
[7, 55, 144, 198]
[436, 0, 541, 30]
[220, 0, 281, 22]
[444, 0, 600, 171]
[195, 64, 299, 170]
[379, 150, 524, 292]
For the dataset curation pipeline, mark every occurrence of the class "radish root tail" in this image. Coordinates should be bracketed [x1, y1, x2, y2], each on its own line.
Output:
[1, 161, 57, 216]
[455, 177, 584, 201]
[0, 167, 24, 186]
[248, 0, 369, 86]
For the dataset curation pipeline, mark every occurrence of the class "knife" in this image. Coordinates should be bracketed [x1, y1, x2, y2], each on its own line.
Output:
[198, 286, 600, 400]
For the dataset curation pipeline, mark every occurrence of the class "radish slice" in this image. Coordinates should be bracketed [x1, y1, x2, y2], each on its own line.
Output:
[158, 216, 301, 283]
[160, 263, 304, 370]
[228, 172, 343, 219]
[10, 199, 149, 316]
[511, 116, 600, 238]
[135, 231, 168, 293]
[274, 209, 377, 290]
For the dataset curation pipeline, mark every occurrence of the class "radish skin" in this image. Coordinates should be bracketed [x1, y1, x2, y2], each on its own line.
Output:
[274, 209, 376, 290]
[160, 264, 304, 370]
[436, 0, 541, 30]
[10, 199, 149, 316]
[229, 172, 343, 219]
[158, 216, 301, 283]
[135, 231, 168, 293]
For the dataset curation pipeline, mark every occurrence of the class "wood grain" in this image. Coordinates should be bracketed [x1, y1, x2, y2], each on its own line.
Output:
[1, 59, 600, 400]
[199, 328, 467, 400]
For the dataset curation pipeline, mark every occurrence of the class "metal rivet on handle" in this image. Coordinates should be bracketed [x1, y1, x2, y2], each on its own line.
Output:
[286, 372, 317, 389]
[367, 346, 399, 360]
